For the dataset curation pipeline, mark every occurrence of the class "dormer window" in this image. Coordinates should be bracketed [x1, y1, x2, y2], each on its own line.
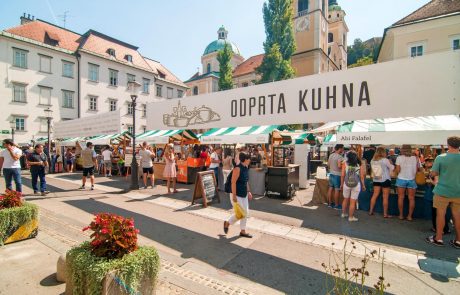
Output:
[107, 48, 116, 57]
[125, 55, 133, 62]
[157, 70, 166, 79]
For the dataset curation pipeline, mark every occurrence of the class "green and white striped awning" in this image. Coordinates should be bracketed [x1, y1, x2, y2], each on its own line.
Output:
[200, 126, 279, 144]
[273, 130, 316, 145]
[86, 132, 132, 145]
[35, 137, 48, 143]
[136, 130, 198, 144]
[56, 137, 86, 147]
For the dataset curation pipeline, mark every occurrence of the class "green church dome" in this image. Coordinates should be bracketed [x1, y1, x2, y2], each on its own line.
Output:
[329, 0, 341, 11]
[203, 26, 241, 56]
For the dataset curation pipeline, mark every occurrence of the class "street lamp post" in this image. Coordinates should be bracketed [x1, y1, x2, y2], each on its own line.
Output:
[9, 120, 15, 143]
[128, 81, 141, 190]
[44, 108, 53, 172]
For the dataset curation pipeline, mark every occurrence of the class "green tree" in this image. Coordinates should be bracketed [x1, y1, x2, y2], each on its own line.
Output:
[217, 43, 233, 91]
[257, 0, 296, 83]
[348, 56, 374, 68]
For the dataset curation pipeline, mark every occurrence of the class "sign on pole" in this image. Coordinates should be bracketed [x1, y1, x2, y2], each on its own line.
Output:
[54, 110, 122, 138]
[147, 51, 460, 130]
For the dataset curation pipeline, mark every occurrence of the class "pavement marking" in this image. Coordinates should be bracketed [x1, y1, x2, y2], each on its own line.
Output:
[44, 175, 460, 280]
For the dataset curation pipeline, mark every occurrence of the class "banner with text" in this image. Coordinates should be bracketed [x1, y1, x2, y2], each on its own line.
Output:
[147, 51, 460, 130]
[336, 131, 458, 145]
[54, 110, 122, 138]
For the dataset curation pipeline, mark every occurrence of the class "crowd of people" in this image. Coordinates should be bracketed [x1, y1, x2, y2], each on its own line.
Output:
[326, 136, 460, 249]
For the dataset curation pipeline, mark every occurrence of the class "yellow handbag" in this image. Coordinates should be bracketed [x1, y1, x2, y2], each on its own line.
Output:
[415, 170, 426, 185]
[233, 203, 246, 220]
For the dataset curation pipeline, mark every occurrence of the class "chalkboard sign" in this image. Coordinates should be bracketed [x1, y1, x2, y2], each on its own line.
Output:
[192, 171, 220, 207]
[124, 154, 141, 167]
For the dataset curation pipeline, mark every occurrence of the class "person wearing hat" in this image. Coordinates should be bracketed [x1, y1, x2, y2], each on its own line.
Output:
[395, 144, 420, 221]
[0, 139, 23, 193]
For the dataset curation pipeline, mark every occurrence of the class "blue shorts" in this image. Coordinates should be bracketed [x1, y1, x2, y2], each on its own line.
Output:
[328, 174, 341, 190]
[396, 178, 417, 189]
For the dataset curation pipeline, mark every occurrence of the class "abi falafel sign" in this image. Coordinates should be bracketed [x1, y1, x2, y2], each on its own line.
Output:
[147, 51, 459, 130]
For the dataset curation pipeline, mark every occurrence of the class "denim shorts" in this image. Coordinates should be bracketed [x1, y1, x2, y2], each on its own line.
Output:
[328, 174, 341, 189]
[396, 178, 417, 189]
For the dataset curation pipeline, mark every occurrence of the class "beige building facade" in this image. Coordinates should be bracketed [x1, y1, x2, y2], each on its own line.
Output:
[378, 0, 460, 62]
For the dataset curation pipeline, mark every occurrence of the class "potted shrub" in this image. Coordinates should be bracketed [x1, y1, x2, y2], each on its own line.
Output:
[66, 213, 160, 295]
[0, 190, 38, 245]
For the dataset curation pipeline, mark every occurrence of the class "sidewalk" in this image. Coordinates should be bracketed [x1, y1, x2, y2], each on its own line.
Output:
[1, 174, 459, 294]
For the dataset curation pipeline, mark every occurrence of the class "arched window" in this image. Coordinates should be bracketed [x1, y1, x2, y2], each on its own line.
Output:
[328, 33, 333, 43]
[207, 63, 211, 73]
[193, 86, 198, 96]
[298, 0, 308, 13]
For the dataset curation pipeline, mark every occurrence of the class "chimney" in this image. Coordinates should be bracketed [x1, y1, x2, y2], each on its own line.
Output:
[20, 13, 34, 25]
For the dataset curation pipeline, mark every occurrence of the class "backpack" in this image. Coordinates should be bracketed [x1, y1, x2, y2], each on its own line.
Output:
[371, 160, 383, 180]
[224, 170, 233, 193]
[344, 165, 360, 188]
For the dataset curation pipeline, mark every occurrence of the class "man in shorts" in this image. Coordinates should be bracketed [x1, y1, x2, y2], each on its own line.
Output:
[102, 146, 113, 177]
[426, 136, 460, 248]
[79, 142, 97, 190]
[139, 142, 155, 189]
[327, 144, 344, 209]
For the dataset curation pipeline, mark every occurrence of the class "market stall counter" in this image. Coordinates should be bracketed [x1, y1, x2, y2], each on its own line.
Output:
[177, 158, 204, 184]
[249, 168, 266, 196]
[153, 162, 167, 181]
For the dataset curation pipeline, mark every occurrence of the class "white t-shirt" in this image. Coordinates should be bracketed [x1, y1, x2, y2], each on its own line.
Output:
[1, 147, 23, 169]
[102, 150, 112, 161]
[396, 155, 419, 180]
[209, 152, 220, 169]
[139, 149, 153, 168]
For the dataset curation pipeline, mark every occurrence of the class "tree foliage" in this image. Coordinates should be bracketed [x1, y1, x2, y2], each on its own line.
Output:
[217, 43, 234, 91]
[347, 38, 381, 65]
[257, 0, 296, 83]
[348, 56, 374, 68]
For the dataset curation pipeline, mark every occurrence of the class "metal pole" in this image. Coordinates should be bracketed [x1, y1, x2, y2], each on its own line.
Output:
[11, 128, 15, 143]
[130, 95, 139, 190]
[47, 117, 52, 173]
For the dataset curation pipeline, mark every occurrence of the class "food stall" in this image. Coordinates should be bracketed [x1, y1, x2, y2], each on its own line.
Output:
[136, 129, 199, 183]
[200, 125, 280, 195]
[312, 115, 460, 219]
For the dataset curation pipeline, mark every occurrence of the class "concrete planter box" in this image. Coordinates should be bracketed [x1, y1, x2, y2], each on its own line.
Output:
[0, 202, 39, 245]
[65, 243, 160, 295]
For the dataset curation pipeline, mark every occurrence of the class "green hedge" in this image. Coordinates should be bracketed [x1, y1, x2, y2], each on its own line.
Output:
[0, 202, 39, 245]
[67, 242, 160, 295]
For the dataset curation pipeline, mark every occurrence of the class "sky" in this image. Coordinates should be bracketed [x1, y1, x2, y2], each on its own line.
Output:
[0, 0, 430, 81]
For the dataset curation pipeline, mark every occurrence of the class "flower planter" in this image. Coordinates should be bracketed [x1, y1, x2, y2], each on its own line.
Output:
[0, 202, 39, 245]
[65, 242, 160, 295]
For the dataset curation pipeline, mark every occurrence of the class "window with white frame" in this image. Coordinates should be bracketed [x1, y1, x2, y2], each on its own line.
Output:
[62, 61, 74, 78]
[142, 78, 150, 93]
[453, 38, 460, 50]
[127, 102, 134, 115]
[13, 48, 27, 68]
[127, 73, 136, 84]
[39, 86, 52, 105]
[127, 125, 134, 134]
[39, 54, 52, 73]
[109, 69, 118, 86]
[142, 104, 146, 117]
[88, 63, 99, 82]
[109, 99, 117, 111]
[177, 90, 184, 98]
[409, 44, 424, 57]
[62, 90, 74, 108]
[167, 87, 173, 99]
[12, 83, 27, 103]
[89, 96, 98, 111]
[156, 85, 163, 97]
[14, 117, 26, 131]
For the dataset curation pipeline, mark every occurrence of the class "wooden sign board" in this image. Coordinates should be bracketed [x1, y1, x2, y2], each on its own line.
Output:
[192, 171, 220, 207]
[124, 154, 141, 167]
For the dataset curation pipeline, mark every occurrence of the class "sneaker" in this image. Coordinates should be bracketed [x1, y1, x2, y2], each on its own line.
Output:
[341, 213, 348, 218]
[79, 185, 85, 190]
[108, 174, 112, 177]
[41, 192, 46, 196]
[105, 174, 109, 177]
[334, 205, 342, 210]
[348, 217, 359, 222]
[139, 186, 145, 190]
[327, 203, 335, 208]
[34, 191, 39, 195]
[90, 186, 94, 191]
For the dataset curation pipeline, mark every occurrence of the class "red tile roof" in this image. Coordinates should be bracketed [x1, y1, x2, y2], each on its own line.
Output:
[393, 0, 460, 26]
[144, 58, 188, 88]
[79, 31, 151, 71]
[232, 54, 264, 77]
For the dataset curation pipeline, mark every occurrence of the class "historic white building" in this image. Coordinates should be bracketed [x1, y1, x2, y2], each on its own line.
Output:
[0, 14, 188, 145]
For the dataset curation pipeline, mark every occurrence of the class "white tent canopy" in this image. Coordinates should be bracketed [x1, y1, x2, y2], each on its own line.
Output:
[323, 115, 460, 145]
